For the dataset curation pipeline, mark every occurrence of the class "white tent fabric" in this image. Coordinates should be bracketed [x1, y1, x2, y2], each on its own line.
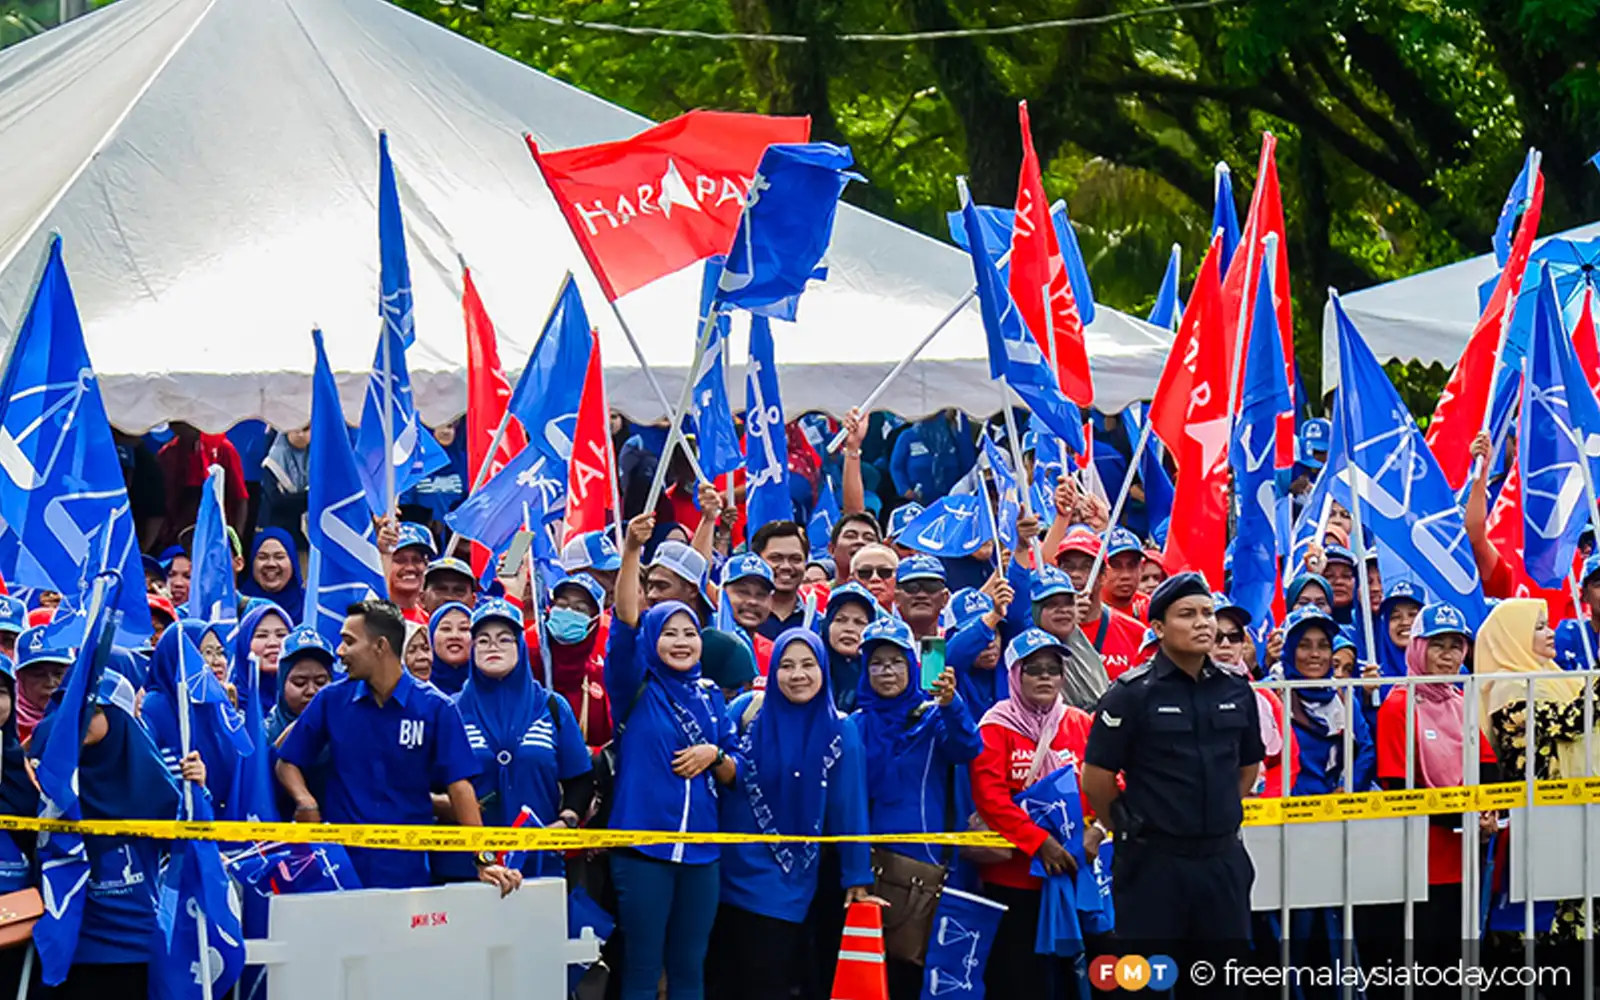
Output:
[0, 0, 1172, 433]
[1320, 220, 1600, 384]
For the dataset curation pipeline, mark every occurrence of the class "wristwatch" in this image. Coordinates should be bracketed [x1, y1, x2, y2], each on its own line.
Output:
[473, 850, 497, 869]
[713, 747, 727, 768]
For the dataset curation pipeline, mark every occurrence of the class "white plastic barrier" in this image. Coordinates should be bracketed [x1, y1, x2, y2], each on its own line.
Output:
[244, 878, 600, 1000]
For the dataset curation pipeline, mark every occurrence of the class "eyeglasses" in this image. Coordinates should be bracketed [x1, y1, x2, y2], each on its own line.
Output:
[200, 648, 227, 662]
[898, 579, 945, 596]
[1216, 630, 1245, 646]
[1020, 662, 1065, 678]
[473, 635, 518, 649]
[855, 567, 896, 581]
[867, 658, 908, 675]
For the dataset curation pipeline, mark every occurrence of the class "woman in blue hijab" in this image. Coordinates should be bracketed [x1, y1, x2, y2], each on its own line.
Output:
[232, 602, 291, 715]
[427, 602, 473, 695]
[239, 528, 305, 625]
[435, 600, 592, 883]
[1285, 572, 1334, 613]
[818, 583, 877, 713]
[31, 667, 202, 995]
[1372, 582, 1423, 678]
[266, 626, 337, 818]
[1279, 606, 1374, 797]
[143, 621, 243, 815]
[707, 629, 874, 1000]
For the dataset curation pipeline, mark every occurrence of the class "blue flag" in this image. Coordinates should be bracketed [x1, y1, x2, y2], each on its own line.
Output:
[808, 477, 841, 560]
[1148, 244, 1184, 331]
[448, 436, 567, 557]
[744, 315, 791, 533]
[304, 329, 386, 646]
[690, 258, 743, 479]
[980, 437, 1021, 552]
[1328, 298, 1487, 626]
[1214, 163, 1241, 273]
[1029, 458, 1060, 532]
[1229, 255, 1291, 627]
[224, 842, 363, 897]
[506, 274, 593, 470]
[957, 186, 1086, 457]
[190, 466, 240, 624]
[715, 143, 857, 318]
[176, 624, 253, 760]
[920, 887, 1008, 1000]
[226, 647, 278, 823]
[1520, 266, 1600, 588]
[1493, 155, 1534, 267]
[897, 496, 990, 558]
[151, 786, 245, 1000]
[33, 573, 119, 986]
[0, 236, 149, 642]
[946, 203, 1095, 325]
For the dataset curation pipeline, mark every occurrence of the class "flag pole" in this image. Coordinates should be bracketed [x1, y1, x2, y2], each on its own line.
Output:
[174, 641, 215, 1000]
[1223, 228, 1259, 429]
[380, 317, 397, 517]
[644, 309, 719, 516]
[602, 299, 707, 485]
[1083, 414, 1155, 600]
[996, 380, 1043, 569]
[1042, 284, 1072, 472]
[979, 450, 1004, 570]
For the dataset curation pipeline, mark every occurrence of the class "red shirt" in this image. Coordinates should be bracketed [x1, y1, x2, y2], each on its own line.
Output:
[528, 615, 614, 748]
[1084, 606, 1147, 681]
[1255, 688, 1298, 799]
[1105, 591, 1150, 624]
[969, 708, 1094, 890]
[1375, 687, 1495, 885]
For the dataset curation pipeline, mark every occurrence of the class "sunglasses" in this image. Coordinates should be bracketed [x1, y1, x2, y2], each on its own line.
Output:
[855, 567, 896, 581]
[898, 579, 945, 595]
[1216, 630, 1245, 646]
[1021, 661, 1065, 678]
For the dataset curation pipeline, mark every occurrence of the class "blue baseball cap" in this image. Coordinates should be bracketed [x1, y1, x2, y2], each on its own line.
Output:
[471, 598, 525, 631]
[885, 503, 924, 541]
[1031, 566, 1077, 603]
[896, 554, 947, 585]
[1105, 527, 1143, 559]
[1281, 604, 1339, 641]
[1378, 580, 1423, 619]
[140, 554, 164, 579]
[859, 617, 916, 656]
[395, 522, 437, 557]
[949, 588, 995, 630]
[1583, 552, 1600, 586]
[562, 531, 622, 574]
[1323, 544, 1357, 568]
[1416, 602, 1473, 640]
[282, 626, 335, 667]
[1004, 628, 1069, 669]
[1332, 633, 1355, 654]
[1211, 592, 1250, 627]
[826, 582, 878, 615]
[424, 557, 474, 584]
[553, 574, 606, 611]
[14, 626, 73, 670]
[722, 552, 775, 589]
[1299, 418, 1332, 468]
[0, 596, 24, 636]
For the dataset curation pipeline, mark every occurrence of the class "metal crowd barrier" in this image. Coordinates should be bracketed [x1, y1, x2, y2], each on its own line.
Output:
[1246, 668, 1600, 999]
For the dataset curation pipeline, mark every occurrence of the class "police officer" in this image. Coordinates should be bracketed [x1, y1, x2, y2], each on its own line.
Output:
[1082, 571, 1262, 990]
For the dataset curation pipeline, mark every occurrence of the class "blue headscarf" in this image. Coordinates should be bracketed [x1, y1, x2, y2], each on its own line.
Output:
[455, 606, 549, 819]
[428, 603, 473, 695]
[232, 603, 290, 714]
[1279, 607, 1343, 734]
[854, 630, 928, 792]
[820, 585, 877, 713]
[639, 601, 719, 742]
[745, 629, 843, 872]
[33, 669, 179, 821]
[1285, 573, 1333, 611]
[239, 528, 305, 625]
[1374, 586, 1422, 678]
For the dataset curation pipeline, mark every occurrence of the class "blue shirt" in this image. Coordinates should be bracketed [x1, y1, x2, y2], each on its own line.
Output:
[279, 670, 479, 888]
[856, 698, 982, 866]
[603, 619, 738, 866]
[1290, 705, 1375, 797]
[1555, 619, 1598, 671]
[78, 839, 164, 965]
[718, 693, 873, 922]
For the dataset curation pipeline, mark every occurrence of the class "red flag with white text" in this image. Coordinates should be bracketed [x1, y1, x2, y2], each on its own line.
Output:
[564, 333, 614, 544]
[1009, 102, 1093, 407]
[527, 111, 811, 301]
[463, 266, 529, 576]
[1426, 161, 1544, 490]
[1151, 233, 1232, 587]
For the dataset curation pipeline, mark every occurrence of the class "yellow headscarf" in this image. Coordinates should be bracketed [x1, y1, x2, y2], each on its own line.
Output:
[1475, 598, 1594, 777]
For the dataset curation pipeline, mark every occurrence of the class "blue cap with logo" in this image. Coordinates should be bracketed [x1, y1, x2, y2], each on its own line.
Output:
[553, 574, 606, 611]
[1211, 592, 1249, 626]
[1004, 628, 1069, 669]
[425, 557, 474, 583]
[859, 616, 916, 656]
[885, 503, 925, 541]
[1031, 565, 1077, 603]
[282, 626, 335, 667]
[15, 626, 73, 670]
[1416, 602, 1473, 640]
[949, 588, 995, 630]
[1105, 527, 1143, 559]
[1323, 544, 1357, 568]
[826, 582, 878, 616]
[722, 552, 775, 589]
[395, 522, 438, 557]
[896, 554, 947, 585]
[1583, 552, 1600, 586]
[0, 596, 23, 636]
[562, 531, 623, 574]
[471, 598, 525, 631]
[1299, 418, 1332, 468]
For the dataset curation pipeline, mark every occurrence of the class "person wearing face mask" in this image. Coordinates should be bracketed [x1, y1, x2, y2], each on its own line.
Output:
[426, 602, 473, 696]
[240, 528, 305, 625]
[1212, 596, 1297, 798]
[819, 583, 877, 713]
[537, 574, 613, 748]
[403, 622, 432, 683]
[1028, 568, 1110, 710]
[436, 600, 593, 883]
[969, 629, 1096, 1000]
[945, 584, 1007, 719]
[706, 629, 875, 1000]
[12, 626, 72, 744]
[233, 602, 291, 715]
[266, 627, 337, 822]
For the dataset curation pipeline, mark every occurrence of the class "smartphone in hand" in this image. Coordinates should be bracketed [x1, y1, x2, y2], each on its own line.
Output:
[919, 636, 946, 691]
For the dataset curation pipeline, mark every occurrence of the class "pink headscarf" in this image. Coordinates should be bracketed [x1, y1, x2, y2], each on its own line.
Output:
[1405, 630, 1464, 789]
[980, 646, 1068, 784]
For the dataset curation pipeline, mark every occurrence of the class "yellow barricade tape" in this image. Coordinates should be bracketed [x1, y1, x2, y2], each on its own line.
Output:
[0, 779, 1585, 851]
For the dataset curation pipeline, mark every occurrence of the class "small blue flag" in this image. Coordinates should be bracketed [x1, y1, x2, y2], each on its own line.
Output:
[1147, 243, 1184, 331]
[190, 466, 240, 624]
[919, 887, 1007, 999]
[980, 437, 1021, 552]
[1494, 155, 1535, 267]
[897, 496, 990, 558]
[176, 625, 254, 761]
[151, 790, 245, 1000]
[715, 143, 857, 317]
[690, 257, 743, 479]
[1229, 254, 1291, 627]
[448, 439, 567, 558]
[304, 329, 386, 646]
[506, 274, 593, 467]
[0, 236, 149, 642]
[744, 315, 791, 534]
[226, 649, 279, 824]
[1213, 163, 1241, 274]
[224, 842, 363, 897]
[808, 477, 841, 560]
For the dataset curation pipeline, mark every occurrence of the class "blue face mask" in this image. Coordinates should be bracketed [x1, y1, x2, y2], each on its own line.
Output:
[547, 606, 597, 645]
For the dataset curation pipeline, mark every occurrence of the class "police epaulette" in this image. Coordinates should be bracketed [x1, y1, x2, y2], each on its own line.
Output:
[1114, 663, 1153, 684]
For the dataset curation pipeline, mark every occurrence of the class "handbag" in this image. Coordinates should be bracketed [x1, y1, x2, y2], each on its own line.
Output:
[869, 847, 945, 966]
[958, 813, 1015, 867]
[0, 889, 42, 950]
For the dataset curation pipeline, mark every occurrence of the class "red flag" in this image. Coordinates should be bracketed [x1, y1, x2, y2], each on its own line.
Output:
[1151, 233, 1232, 587]
[1426, 162, 1544, 489]
[1483, 462, 1577, 619]
[527, 111, 811, 301]
[1217, 135, 1294, 466]
[1573, 286, 1600, 394]
[1009, 102, 1093, 407]
[564, 333, 614, 544]
[463, 266, 529, 576]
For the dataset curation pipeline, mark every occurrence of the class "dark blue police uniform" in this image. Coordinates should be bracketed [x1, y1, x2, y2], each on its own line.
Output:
[1086, 649, 1264, 959]
[279, 670, 479, 888]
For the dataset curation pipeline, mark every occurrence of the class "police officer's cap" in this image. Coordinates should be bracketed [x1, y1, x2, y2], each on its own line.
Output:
[1148, 571, 1211, 623]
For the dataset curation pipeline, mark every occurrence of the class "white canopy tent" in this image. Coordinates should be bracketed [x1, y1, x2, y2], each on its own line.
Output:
[1320, 219, 1600, 384]
[0, 0, 1172, 434]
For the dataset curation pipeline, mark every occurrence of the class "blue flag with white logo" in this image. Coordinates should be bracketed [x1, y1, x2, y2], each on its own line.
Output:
[897, 496, 990, 558]
[151, 787, 245, 1000]
[32, 573, 118, 985]
[744, 315, 791, 534]
[1214, 163, 1241, 273]
[304, 329, 386, 646]
[920, 886, 1008, 1000]
[0, 236, 149, 642]
[957, 187, 1086, 458]
[226, 649, 278, 824]
[808, 477, 840, 560]
[1328, 298, 1487, 627]
[190, 466, 240, 624]
[715, 143, 857, 318]
[176, 623, 254, 760]
[690, 257, 743, 478]
[980, 437, 1021, 552]
[1520, 266, 1600, 589]
[507, 274, 593, 470]
[224, 842, 362, 897]
[946, 203, 1095, 324]
[448, 437, 567, 557]
[1229, 255, 1291, 628]
[1147, 244, 1184, 331]
[1493, 155, 1534, 267]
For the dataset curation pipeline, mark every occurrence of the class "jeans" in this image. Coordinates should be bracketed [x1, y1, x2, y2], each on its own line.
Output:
[611, 850, 720, 1000]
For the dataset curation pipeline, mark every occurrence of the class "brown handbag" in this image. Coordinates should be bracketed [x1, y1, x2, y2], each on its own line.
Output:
[869, 847, 945, 966]
[0, 889, 43, 950]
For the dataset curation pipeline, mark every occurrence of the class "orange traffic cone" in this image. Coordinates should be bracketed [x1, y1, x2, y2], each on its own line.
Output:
[830, 901, 889, 1000]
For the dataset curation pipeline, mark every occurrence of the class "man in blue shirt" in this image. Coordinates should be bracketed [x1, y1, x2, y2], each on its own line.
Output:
[276, 599, 522, 894]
